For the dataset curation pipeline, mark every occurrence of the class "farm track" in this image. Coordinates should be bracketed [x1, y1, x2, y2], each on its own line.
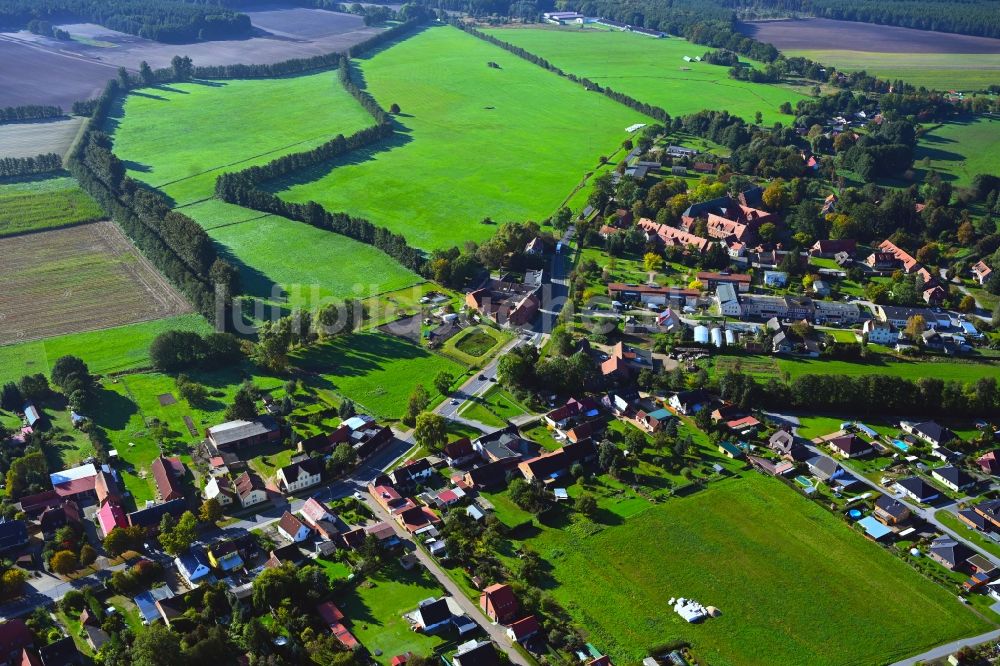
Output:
[0, 221, 192, 344]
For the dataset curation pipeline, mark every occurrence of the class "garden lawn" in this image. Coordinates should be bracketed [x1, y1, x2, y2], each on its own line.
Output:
[292, 332, 465, 420]
[109, 72, 420, 306]
[785, 50, 1000, 92]
[914, 117, 1000, 188]
[483, 27, 808, 125]
[517, 474, 990, 666]
[441, 326, 508, 365]
[340, 564, 452, 663]
[0, 314, 212, 384]
[0, 174, 102, 237]
[271, 25, 654, 250]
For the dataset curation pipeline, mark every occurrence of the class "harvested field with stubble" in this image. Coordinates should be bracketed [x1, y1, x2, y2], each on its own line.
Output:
[740, 19, 1000, 90]
[0, 221, 192, 344]
[0, 117, 84, 158]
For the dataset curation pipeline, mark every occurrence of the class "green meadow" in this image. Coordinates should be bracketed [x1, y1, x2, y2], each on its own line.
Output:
[108, 73, 420, 306]
[0, 314, 212, 385]
[0, 175, 103, 237]
[271, 25, 654, 250]
[915, 117, 1000, 187]
[511, 474, 989, 666]
[482, 26, 808, 125]
[786, 50, 1000, 92]
[292, 331, 466, 420]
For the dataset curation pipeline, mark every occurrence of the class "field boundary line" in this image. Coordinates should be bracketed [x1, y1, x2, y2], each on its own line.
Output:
[0, 217, 101, 240]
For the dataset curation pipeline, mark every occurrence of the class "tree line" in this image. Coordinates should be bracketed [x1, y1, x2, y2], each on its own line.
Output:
[0, 0, 252, 43]
[747, 0, 1000, 40]
[0, 105, 64, 123]
[0, 153, 62, 178]
[719, 369, 1000, 418]
[67, 78, 236, 325]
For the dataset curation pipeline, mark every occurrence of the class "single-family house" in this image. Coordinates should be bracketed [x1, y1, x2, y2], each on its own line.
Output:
[453, 640, 500, 666]
[300, 498, 339, 540]
[443, 438, 476, 467]
[463, 461, 510, 490]
[37, 636, 82, 666]
[0, 621, 33, 666]
[38, 500, 81, 538]
[480, 583, 518, 624]
[827, 434, 873, 459]
[389, 458, 434, 491]
[134, 587, 175, 625]
[203, 475, 235, 507]
[810, 239, 856, 258]
[517, 440, 596, 483]
[972, 260, 993, 285]
[207, 538, 249, 572]
[901, 421, 956, 448]
[873, 495, 910, 526]
[763, 271, 788, 288]
[669, 389, 711, 415]
[929, 536, 973, 570]
[506, 616, 540, 644]
[718, 442, 742, 459]
[96, 501, 128, 538]
[862, 320, 897, 345]
[414, 598, 452, 634]
[151, 455, 185, 502]
[175, 547, 215, 587]
[896, 476, 939, 504]
[397, 505, 441, 533]
[234, 471, 268, 508]
[636, 408, 672, 433]
[276, 458, 323, 494]
[978, 451, 1000, 476]
[931, 465, 976, 493]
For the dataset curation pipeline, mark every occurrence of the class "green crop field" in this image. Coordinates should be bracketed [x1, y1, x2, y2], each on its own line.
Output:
[109, 73, 421, 306]
[291, 331, 465, 420]
[512, 474, 989, 665]
[482, 26, 808, 125]
[0, 175, 103, 237]
[271, 25, 654, 250]
[0, 314, 212, 385]
[915, 117, 1000, 187]
[785, 50, 1000, 92]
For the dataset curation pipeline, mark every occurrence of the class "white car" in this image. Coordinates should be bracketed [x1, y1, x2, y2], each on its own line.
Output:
[352, 491, 364, 501]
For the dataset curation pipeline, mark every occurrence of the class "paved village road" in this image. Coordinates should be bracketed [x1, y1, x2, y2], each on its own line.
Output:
[891, 628, 1000, 665]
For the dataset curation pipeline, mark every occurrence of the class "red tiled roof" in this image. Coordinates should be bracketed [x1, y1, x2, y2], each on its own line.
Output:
[278, 511, 307, 538]
[53, 476, 97, 498]
[507, 615, 540, 640]
[151, 456, 184, 501]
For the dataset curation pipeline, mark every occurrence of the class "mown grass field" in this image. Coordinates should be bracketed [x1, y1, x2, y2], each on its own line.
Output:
[786, 50, 1000, 92]
[272, 25, 654, 250]
[0, 174, 103, 236]
[515, 474, 990, 665]
[340, 564, 452, 663]
[109, 74, 421, 306]
[292, 331, 465, 420]
[915, 117, 1000, 187]
[0, 221, 193, 345]
[482, 26, 808, 125]
[440, 325, 509, 365]
[776, 353, 1000, 381]
[0, 314, 212, 385]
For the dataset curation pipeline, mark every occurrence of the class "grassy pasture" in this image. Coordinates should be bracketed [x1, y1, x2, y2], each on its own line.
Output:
[0, 174, 103, 236]
[915, 117, 1000, 187]
[776, 353, 1000, 381]
[514, 474, 990, 665]
[0, 221, 192, 345]
[272, 25, 654, 250]
[109, 73, 421, 305]
[440, 325, 509, 365]
[291, 331, 465, 420]
[0, 314, 211, 385]
[482, 26, 808, 125]
[786, 50, 1000, 92]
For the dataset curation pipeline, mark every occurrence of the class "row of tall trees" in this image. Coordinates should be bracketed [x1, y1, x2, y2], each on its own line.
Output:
[67, 79, 235, 324]
[0, 0, 252, 43]
[0, 105, 63, 123]
[0, 153, 62, 178]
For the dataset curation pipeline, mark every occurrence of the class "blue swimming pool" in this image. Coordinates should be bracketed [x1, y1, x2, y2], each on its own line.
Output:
[892, 439, 910, 452]
[847, 509, 862, 520]
[795, 475, 814, 488]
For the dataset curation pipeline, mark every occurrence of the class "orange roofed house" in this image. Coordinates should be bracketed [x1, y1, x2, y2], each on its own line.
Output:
[480, 583, 519, 624]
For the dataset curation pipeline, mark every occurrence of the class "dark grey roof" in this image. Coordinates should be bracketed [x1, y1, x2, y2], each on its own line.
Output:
[208, 416, 279, 446]
[807, 456, 840, 480]
[417, 597, 451, 626]
[933, 465, 974, 487]
[279, 457, 323, 482]
[39, 635, 82, 665]
[127, 497, 186, 528]
[930, 536, 973, 567]
[897, 476, 937, 501]
[454, 640, 500, 666]
[0, 520, 27, 551]
[912, 421, 955, 444]
[875, 494, 909, 519]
